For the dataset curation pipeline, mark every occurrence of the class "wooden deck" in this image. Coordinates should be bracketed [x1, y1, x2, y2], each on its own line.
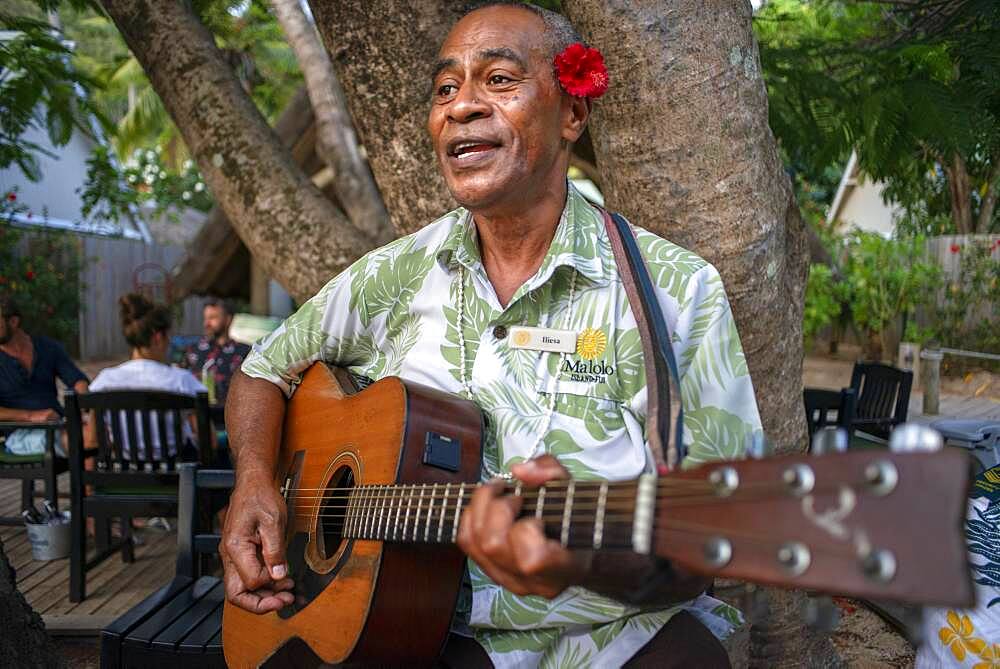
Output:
[0, 475, 176, 635]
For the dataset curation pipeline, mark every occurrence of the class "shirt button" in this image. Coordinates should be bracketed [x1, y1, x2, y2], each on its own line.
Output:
[492, 325, 508, 340]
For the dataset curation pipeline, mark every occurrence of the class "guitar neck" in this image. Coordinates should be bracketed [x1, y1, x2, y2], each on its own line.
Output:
[335, 477, 653, 552]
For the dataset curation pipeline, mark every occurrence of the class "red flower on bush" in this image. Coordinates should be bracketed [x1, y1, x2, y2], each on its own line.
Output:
[949, 243, 961, 254]
[25, 270, 35, 281]
[0, 276, 6, 285]
[553, 43, 609, 99]
[5, 192, 15, 202]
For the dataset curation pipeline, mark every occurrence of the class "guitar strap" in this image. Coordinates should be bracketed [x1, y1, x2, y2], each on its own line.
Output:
[596, 207, 685, 473]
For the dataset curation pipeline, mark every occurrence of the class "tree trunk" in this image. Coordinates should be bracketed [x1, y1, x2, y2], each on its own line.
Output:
[562, 1, 833, 665]
[0, 538, 62, 668]
[976, 158, 1000, 234]
[98, 0, 380, 302]
[308, 0, 465, 234]
[944, 152, 974, 234]
[268, 0, 393, 244]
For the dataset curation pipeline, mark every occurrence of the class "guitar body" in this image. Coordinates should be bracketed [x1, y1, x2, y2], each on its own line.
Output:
[223, 364, 484, 668]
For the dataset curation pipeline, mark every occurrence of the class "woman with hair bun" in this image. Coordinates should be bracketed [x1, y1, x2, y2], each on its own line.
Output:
[88, 293, 208, 460]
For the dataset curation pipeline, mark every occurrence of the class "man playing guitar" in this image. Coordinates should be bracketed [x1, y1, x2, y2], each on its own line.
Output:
[222, 4, 762, 666]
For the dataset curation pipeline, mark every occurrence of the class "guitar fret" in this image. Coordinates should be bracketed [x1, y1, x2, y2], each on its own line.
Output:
[535, 486, 546, 520]
[344, 488, 355, 538]
[593, 481, 608, 549]
[393, 486, 404, 541]
[363, 486, 378, 539]
[560, 480, 575, 547]
[414, 484, 427, 542]
[376, 485, 388, 541]
[355, 487, 365, 538]
[452, 483, 465, 542]
[437, 483, 450, 543]
[424, 484, 437, 542]
[403, 486, 414, 540]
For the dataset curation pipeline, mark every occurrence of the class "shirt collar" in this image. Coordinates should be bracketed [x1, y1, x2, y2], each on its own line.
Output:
[436, 182, 611, 289]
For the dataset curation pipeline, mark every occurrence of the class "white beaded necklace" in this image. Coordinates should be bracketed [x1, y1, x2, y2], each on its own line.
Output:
[456, 264, 577, 480]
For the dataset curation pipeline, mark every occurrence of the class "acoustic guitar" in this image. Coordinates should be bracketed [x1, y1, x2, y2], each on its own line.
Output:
[222, 363, 973, 668]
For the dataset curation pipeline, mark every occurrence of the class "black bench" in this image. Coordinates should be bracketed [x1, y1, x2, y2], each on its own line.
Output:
[101, 464, 232, 668]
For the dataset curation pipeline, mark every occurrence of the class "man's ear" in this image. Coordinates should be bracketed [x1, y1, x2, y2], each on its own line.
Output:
[561, 95, 591, 143]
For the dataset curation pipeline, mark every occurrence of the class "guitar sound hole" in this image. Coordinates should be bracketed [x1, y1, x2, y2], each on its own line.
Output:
[319, 466, 354, 559]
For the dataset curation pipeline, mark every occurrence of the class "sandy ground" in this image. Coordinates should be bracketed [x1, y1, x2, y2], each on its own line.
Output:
[804, 343, 1000, 402]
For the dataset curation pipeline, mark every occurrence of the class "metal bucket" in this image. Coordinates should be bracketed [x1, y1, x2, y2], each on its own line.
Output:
[25, 512, 71, 561]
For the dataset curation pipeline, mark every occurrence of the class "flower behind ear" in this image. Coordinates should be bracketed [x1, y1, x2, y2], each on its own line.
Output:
[554, 43, 609, 99]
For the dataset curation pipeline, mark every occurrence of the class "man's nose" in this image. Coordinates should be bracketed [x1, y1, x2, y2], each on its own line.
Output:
[448, 82, 490, 123]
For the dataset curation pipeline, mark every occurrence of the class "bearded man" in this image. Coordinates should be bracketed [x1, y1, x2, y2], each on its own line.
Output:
[222, 4, 761, 667]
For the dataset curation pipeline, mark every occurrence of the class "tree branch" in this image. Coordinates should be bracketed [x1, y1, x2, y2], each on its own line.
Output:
[269, 0, 394, 246]
[98, 0, 378, 302]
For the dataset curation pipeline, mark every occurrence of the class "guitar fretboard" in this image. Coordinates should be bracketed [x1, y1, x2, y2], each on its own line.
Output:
[318, 477, 656, 553]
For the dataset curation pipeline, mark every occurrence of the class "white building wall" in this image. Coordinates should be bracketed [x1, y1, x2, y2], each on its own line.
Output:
[0, 123, 96, 224]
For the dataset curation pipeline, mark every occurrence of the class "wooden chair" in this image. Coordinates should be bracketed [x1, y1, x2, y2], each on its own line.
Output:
[0, 420, 66, 525]
[64, 390, 211, 602]
[803, 388, 857, 451]
[849, 362, 914, 445]
[101, 463, 231, 669]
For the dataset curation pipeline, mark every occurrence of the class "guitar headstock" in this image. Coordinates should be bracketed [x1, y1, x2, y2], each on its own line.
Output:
[656, 449, 973, 607]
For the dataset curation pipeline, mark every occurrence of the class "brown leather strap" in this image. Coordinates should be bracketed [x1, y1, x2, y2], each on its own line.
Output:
[597, 207, 683, 472]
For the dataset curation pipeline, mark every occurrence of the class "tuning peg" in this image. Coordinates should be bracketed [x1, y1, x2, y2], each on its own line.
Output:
[811, 427, 848, 456]
[888, 423, 944, 453]
[805, 595, 840, 633]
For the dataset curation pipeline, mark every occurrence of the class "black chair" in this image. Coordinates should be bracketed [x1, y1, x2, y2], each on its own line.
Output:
[849, 362, 914, 444]
[803, 388, 857, 451]
[64, 390, 212, 602]
[0, 420, 66, 525]
[101, 463, 231, 669]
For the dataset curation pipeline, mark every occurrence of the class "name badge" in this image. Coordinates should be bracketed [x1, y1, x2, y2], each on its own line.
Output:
[508, 326, 577, 354]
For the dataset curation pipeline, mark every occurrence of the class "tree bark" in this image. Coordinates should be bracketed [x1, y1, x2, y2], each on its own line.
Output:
[308, 0, 464, 234]
[268, 0, 393, 244]
[0, 538, 62, 668]
[99, 0, 380, 302]
[562, 1, 832, 665]
[976, 158, 1000, 233]
[944, 152, 974, 234]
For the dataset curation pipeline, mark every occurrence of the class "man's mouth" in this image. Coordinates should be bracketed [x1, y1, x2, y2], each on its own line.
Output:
[447, 138, 501, 160]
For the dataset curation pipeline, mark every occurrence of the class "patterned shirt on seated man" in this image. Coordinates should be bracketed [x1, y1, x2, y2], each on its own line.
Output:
[179, 297, 250, 406]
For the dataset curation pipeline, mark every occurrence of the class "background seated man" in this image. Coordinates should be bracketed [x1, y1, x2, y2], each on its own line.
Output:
[178, 297, 249, 407]
[0, 294, 88, 456]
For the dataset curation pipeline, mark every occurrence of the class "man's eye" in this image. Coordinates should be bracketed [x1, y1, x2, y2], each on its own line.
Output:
[488, 75, 512, 85]
[436, 84, 457, 98]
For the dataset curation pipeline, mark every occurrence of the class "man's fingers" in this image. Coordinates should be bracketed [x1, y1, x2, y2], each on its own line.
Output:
[225, 535, 271, 590]
[510, 454, 570, 486]
[258, 510, 288, 579]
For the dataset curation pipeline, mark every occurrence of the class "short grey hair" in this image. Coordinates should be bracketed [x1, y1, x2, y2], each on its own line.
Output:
[461, 2, 584, 61]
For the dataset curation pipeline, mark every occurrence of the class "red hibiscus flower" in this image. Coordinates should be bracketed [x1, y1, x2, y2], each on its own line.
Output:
[553, 43, 609, 99]
[949, 243, 961, 254]
[25, 270, 35, 280]
[5, 192, 15, 202]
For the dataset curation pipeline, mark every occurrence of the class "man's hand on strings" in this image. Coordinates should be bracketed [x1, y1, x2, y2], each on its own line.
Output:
[457, 455, 592, 600]
[220, 470, 295, 613]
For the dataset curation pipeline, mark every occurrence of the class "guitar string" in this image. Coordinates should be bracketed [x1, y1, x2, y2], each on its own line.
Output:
[289, 481, 869, 524]
[283, 477, 846, 509]
[303, 517, 865, 562]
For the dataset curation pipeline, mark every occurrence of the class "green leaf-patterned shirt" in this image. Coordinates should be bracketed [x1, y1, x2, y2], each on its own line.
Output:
[241, 183, 762, 667]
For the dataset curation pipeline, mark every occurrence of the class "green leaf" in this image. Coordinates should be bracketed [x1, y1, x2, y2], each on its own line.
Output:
[683, 405, 754, 465]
